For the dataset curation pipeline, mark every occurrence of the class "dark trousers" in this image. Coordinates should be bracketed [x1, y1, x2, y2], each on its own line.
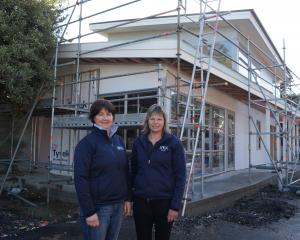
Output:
[133, 197, 173, 240]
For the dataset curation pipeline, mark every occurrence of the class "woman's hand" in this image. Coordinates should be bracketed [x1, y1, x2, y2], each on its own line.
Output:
[123, 201, 132, 216]
[167, 209, 178, 222]
[86, 213, 100, 227]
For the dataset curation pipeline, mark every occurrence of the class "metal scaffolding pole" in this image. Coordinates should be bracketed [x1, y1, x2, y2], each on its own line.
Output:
[246, 35, 300, 191]
[47, 41, 59, 205]
[176, 0, 182, 134]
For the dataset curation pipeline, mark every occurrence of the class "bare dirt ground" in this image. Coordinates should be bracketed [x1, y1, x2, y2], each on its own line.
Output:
[0, 184, 300, 240]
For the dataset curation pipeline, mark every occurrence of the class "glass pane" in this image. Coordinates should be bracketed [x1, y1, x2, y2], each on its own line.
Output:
[139, 97, 157, 113]
[212, 151, 225, 172]
[212, 107, 225, 129]
[104, 95, 125, 114]
[227, 112, 235, 170]
[228, 136, 235, 169]
[212, 129, 225, 151]
[205, 129, 210, 150]
[204, 151, 225, 174]
[127, 94, 138, 113]
[139, 91, 157, 97]
[171, 91, 177, 121]
[204, 151, 210, 173]
[228, 114, 234, 134]
[214, 40, 234, 69]
[205, 105, 210, 125]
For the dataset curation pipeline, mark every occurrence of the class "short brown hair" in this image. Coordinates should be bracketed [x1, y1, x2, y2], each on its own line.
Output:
[89, 99, 116, 123]
[142, 104, 169, 135]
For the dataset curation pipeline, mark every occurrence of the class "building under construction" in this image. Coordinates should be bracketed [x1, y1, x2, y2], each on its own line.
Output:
[1, 0, 300, 211]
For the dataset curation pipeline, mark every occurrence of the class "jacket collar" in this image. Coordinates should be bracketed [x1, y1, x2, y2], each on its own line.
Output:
[93, 123, 118, 138]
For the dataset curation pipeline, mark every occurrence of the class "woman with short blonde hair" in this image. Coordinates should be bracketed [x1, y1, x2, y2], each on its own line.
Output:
[142, 104, 169, 134]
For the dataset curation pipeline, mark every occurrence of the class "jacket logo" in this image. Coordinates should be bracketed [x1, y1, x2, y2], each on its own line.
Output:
[159, 146, 168, 152]
[117, 146, 125, 151]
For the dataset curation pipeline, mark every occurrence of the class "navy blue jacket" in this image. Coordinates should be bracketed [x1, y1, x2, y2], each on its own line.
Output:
[131, 132, 186, 210]
[74, 126, 130, 217]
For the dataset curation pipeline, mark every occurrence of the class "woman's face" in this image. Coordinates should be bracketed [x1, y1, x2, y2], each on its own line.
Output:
[94, 108, 113, 129]
[148, 112, 164, 134]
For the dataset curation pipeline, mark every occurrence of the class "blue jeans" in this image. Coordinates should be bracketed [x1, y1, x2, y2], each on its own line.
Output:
[80, 203, 123, 240]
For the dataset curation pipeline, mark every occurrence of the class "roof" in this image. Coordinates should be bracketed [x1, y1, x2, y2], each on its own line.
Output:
[89, 9, 284, 68]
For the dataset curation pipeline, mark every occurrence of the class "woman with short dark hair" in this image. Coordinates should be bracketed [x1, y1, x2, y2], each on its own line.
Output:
[131, 104, 186, 240]
[74, 99, 131, 240]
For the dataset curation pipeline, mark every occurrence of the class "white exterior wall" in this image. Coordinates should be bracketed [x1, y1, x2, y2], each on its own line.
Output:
[259, 68, 275, 92]
[98, 64, 160, 94]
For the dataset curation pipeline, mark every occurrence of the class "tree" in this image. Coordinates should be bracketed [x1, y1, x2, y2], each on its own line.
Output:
[0, 0, 62, 112]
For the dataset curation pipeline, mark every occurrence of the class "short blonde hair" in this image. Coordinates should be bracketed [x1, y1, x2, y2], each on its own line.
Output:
[142, 104, 169, 135]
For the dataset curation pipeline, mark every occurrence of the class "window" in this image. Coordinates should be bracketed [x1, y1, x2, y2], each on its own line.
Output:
[170, 99, 235, 175]
[256, 120, 262, 150]
[127, 93, 138, 113]
[102, 90, 157, 114]
[228, 112, 235, 169]
[104, 95, 125, 114]
[214, 40, 234, 68]
[199, 104, 226, 174]
[171, 91, 177, 120]
[57, 69, 100, 107]
[128, 91, 157, 113]
[270, 125, 277, 161]
[170, 91, 188, 121]
[139, 91, 157, 113]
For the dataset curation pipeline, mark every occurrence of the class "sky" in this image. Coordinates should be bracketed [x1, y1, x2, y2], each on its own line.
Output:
[216, 0, 300, 87]
[62, 0, 300, 88]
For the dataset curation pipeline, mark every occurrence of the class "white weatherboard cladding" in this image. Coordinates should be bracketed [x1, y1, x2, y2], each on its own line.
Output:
[259, 68, 278, 95]
[108, 30, 176, 41]
[58, 36, 177, 59]
[99, 65, 159, 94]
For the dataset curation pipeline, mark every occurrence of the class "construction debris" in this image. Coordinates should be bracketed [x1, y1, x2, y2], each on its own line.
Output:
[0, 184, 299, 239]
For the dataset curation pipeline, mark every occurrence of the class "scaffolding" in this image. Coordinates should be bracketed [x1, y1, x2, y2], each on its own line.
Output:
[246, 39, 300, 190]
[179, 0, 223, 214]
[177, 1, 300, 214]
[1, 0, 300, 214]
